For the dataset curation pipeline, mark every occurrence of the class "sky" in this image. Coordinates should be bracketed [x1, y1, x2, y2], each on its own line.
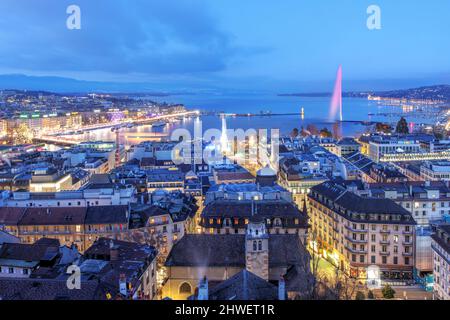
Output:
[0, 0, 450, 93]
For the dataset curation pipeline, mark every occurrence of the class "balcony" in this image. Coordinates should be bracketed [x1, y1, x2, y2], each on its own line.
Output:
[402, 252, 413, 257]
[380, 251, 390, 256]
[345, 225, 368, 233]
[380, 229, 391, 234]
[345, 235, 368, 244]
[403, 241, 413, 246]
[379, 240, 391, 245]
[403, 230, 413, 235]
[345, 245, 367, 254]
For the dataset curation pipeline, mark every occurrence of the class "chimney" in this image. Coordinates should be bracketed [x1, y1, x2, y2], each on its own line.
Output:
[119, 273, 127, 297]
[198, 276, 208, 300]
[110, 240, 119, 261]
[278, 276, 286, 300]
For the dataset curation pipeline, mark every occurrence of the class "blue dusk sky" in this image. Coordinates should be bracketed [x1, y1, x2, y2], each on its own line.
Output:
[0, 0, 449, 93]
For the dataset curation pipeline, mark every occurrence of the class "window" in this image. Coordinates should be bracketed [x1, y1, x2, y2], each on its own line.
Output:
[179, 282, 192, 295]
[371, 235, 376, 242]
[393, 257, 398, 265]
[253, 241, 257, 251]
[8, 267, 14, 274]
[360, 255, 364, 263]
[371, 256, 376, 263]
[405, 257, 410, 265]
[23, 268, 29, 275]
[258, 241, 262, 251]
[382, 256, 387, 264]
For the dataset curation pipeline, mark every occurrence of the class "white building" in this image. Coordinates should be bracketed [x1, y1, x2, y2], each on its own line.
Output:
[421, 161, 450, 181]
[0, 183, 135, 208]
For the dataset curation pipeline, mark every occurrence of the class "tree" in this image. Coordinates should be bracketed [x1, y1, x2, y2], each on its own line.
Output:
[381, 284, 396, 299]
[320, 128, 333, 138]
[395, 117, 409, 134]
[329, 267, 359, 300]
[306, 124, 319, 136]
[12, 123, 33, 145]
[300, 126, 309, 137]
[290, 128, 299, 139]
[355, 291, 366, 300]
[375, 122, 392, 134]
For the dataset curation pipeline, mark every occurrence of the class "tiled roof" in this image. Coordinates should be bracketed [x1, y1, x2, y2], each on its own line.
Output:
[165, 234, 309, 268]
[0, 207, 26, 225]
[0, 240, 60, 263]
[201, 200, 308, 228]
[208, 270, 278, 300]
[84, 205, 128, 224]
[0, 278, 107, 300]
[19, 207, 86, 226]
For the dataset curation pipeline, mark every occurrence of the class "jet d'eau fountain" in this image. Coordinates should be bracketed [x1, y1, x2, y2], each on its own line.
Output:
[329, 65, 343, 122]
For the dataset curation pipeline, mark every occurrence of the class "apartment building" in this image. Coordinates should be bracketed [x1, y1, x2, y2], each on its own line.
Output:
[420, 161, 450, 181]
[308, 181, 416, 281]
[431, 224, 450, 300]
[201, 168, 309, 243]
[129, 190, 198, 257]
[367, 181, 450, 226]
[0, 205, 129, 252]
[1, 184, 135, 208]
[278, 155, 328, 209]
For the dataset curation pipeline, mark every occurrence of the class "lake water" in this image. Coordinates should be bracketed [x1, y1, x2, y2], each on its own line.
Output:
[68, 94, 440, 146]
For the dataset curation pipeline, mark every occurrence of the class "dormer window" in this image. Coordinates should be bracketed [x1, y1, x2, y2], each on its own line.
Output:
[274, 218, 282, 227]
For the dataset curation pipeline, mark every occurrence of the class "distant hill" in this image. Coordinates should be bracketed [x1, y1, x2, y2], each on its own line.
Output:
[369, 85, 450, 101]
[279, 85, 450, 102]
[0, 74, 178, 95]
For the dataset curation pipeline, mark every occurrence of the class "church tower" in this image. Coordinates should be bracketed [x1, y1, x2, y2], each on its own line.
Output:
[245, 215, 269, 281]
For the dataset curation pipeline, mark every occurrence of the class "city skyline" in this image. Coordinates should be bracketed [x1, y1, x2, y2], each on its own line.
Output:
[1, 0, 450, 305]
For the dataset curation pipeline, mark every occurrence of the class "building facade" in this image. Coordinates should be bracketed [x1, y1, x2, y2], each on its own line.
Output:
[308, 181, 416, 281]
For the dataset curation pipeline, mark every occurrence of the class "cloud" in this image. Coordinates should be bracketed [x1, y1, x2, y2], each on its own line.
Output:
[0, 0, 259, 75]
